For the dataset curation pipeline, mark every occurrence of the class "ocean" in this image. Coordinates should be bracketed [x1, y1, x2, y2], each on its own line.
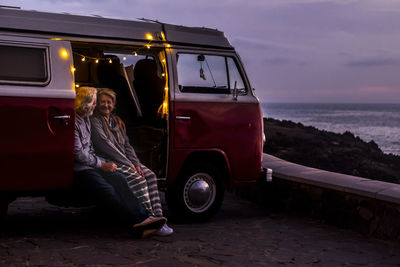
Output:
[261, 103, 400, 155]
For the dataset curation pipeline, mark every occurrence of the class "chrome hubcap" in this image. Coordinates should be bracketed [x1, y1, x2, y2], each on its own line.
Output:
[183, 173, 216, 213]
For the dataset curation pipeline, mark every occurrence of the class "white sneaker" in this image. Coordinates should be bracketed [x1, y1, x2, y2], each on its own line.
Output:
[154, 224, 174, 236]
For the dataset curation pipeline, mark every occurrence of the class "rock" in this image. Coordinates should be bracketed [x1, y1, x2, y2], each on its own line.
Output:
[263, 118, 400, 184]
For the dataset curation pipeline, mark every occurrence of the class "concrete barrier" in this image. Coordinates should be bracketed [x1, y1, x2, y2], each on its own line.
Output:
[235, 153, 400, 241]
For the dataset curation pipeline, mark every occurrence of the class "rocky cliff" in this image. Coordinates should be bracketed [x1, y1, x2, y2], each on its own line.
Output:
[263, 118, 400, 184]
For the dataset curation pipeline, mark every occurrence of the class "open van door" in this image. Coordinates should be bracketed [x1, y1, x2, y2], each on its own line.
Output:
[0, 36, 75, 192]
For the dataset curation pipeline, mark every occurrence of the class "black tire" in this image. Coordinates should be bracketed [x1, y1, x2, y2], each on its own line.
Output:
[166, 162, 224, 222]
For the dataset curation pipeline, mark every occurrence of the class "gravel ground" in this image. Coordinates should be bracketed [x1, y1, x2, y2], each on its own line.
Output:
[1, 192, 399, 266]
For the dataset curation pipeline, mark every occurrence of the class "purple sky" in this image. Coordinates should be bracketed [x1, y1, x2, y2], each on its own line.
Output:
[3, 0, 400, 103]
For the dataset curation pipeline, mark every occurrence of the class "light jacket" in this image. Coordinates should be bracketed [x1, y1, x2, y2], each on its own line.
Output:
[74, 115, 103, 171]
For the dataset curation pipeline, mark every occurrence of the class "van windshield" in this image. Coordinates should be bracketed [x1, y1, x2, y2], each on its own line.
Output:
[177, 53, 246, 94]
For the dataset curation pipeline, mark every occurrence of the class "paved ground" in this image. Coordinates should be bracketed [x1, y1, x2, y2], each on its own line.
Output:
[1, 192, 400, 266]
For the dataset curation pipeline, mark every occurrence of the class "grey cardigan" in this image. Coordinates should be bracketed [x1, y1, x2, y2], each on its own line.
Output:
[90, 115, 141, 167]
[74, 115, 103, 171]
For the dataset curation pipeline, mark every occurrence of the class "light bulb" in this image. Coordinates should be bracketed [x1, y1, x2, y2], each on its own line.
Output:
[60, 49, 68, 59]
[146, 33, 153, 40]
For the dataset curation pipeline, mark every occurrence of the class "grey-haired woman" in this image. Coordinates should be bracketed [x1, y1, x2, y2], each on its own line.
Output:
[90, 88, 173, 236]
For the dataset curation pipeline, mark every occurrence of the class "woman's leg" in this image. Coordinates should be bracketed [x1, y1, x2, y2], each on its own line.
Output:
[116, 165, 155, 216]
[74, 169, 148, 225]
[140, 165, 163, 217]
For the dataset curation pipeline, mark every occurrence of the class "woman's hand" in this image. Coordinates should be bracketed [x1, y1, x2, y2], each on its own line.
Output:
[136, 165, 144, 177]
[130, 163, 137, 172]
[101, 162, 117, 172]
[131, 164, 144, 176]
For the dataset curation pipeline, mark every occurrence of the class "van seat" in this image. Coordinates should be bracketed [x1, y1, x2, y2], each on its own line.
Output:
[133, 59, 164, 122]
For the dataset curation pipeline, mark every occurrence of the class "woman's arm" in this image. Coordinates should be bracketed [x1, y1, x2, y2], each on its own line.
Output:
[122, 128, 141, 166]
[74, 123, 102, 169]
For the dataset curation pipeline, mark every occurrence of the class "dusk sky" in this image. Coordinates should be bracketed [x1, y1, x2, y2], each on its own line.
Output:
[2, 0, 400, 103]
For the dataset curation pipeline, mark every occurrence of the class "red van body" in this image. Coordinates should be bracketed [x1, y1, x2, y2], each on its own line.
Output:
[0, 8, 264, 221]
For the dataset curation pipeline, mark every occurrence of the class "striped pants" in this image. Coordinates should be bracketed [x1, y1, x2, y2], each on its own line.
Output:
[116, 164, 163, 217]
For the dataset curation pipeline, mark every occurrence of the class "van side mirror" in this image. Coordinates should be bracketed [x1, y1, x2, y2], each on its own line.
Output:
[233, 81, 238, 101]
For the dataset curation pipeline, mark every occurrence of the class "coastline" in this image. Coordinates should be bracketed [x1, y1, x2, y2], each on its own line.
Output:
[261, 102, 400, 155]
[263, 117, 400, 184]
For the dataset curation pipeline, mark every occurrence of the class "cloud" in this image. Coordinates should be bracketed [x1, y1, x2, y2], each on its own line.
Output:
[359, 86, 397, 93]
[346, 58, 400, 68]
[262, 57, 307, 66]
[231, 38, 276, 50]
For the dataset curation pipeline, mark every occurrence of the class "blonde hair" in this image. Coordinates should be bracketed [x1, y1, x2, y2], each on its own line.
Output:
[97, 88, 117, 105]
[75, 86, 97, 114]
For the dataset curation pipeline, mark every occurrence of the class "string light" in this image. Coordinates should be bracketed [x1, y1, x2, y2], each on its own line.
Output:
[146, 33, 153, 40]
[160, 32, 166, 41]
[60, 49, 68, 59]
[70, 32, 172, 68]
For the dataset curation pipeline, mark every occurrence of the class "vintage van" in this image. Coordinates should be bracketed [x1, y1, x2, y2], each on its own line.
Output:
[0, 7, 265, 221]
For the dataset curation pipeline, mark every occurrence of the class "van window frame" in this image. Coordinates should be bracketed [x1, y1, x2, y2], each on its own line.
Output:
[175, 51, 249, 96]
[0, 42, 51, 86]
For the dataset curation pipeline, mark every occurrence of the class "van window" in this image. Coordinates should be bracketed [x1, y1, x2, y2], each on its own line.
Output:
[0, 44, 49, 84]
[177, 53, 246, 94]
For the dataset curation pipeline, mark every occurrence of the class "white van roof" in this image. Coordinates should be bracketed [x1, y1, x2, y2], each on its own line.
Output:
[0, 8, 233, 49]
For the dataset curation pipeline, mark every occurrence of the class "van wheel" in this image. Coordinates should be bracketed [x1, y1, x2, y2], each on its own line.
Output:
[167, 162, 224, 222]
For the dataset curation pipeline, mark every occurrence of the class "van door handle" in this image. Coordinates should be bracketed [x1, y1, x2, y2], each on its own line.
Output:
[53, 115, 71, 120]
[176, 116, 191, 121]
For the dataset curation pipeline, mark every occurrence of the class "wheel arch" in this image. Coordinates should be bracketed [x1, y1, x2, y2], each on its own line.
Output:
[178, 149, 231, 186]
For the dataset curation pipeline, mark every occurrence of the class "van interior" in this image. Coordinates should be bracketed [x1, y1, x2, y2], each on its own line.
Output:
[72, 42, 168, 177]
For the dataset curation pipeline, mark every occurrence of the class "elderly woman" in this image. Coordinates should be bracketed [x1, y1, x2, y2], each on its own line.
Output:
[90, 88, 173, 236]
[74, 86, 166, 238]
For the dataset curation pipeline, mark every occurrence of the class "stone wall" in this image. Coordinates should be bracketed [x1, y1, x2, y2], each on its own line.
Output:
[234, 178, 400, 241]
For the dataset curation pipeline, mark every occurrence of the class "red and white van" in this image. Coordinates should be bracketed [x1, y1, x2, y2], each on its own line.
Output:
[0, 7, 265, 221]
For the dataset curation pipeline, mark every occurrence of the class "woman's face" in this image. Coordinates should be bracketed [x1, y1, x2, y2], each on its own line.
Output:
[97, 94, 115, 117]
[81, 94, 97, 118]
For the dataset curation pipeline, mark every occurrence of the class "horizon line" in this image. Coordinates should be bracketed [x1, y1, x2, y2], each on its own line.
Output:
[261, 102, 400, 105]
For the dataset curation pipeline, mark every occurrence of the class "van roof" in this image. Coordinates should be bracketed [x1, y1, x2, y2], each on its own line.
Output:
[0, 8, 233, 49]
